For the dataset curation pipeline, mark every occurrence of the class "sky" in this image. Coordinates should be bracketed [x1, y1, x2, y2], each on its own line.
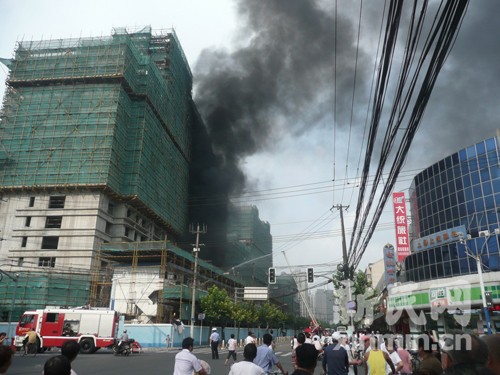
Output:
[1, 0, 499, 282]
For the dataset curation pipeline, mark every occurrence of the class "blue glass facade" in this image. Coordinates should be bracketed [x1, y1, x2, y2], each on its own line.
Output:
[405, 136, 500, 282]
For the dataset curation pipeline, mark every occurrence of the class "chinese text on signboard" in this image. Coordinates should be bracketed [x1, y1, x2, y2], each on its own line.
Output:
[392, 192, 410, 262]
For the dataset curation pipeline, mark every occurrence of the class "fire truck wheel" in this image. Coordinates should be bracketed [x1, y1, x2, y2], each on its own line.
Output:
[80, 339, 95, 354]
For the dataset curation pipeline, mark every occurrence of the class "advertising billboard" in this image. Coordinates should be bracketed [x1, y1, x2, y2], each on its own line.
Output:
[392, 192, 410, 262]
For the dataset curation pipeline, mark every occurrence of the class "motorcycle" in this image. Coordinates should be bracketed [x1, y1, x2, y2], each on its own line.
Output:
[113, 339, 132, 356]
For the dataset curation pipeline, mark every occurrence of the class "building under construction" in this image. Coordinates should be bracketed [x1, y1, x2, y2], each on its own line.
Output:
[0, 26, 246, 322]
[225, 205, 273, 286]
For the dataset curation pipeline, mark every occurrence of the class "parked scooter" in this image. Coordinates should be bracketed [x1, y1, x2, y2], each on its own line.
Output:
[113, 339, 132, 356]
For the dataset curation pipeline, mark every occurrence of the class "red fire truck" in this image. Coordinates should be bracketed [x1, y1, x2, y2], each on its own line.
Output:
[14, 307, 119, 353]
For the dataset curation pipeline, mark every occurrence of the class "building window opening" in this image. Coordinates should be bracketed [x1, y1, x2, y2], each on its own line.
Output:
[21, 236, 27, 247]
[38, 257, 56, 268]
[25, 216, 31, 227]
[105, 221, 112, 235]
[29, 197, 35, 207]
[49, 196, 66, 209]
[45, 216, 62, 229]
[108, 201, 115, 215]
[41, 236, 59, 249]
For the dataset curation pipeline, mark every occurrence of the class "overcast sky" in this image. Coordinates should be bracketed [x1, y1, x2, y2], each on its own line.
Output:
[1, 0, 499, 280]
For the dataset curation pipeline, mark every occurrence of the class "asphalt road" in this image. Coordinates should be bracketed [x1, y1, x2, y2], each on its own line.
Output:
[7, 341, 361, 375]
[7, 341, 294, 375]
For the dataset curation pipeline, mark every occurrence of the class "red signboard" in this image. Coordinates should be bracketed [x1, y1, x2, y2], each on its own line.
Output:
[392, 192, 410, 262]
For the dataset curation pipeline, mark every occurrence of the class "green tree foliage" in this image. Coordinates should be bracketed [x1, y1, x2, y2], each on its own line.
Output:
[332, 269, 373, 296]
[257, 302, 285, 329]
[352, 269, 372, 296]
[199, 285, 232, 325]
[199, 286, 286, 329]
[332, 270, 345, 290]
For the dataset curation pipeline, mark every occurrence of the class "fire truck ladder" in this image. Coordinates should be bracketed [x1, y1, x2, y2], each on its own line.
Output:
[281, 251, 319, 328]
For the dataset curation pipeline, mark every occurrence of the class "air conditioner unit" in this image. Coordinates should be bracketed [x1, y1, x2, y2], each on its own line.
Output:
[479, 230, 490, 238]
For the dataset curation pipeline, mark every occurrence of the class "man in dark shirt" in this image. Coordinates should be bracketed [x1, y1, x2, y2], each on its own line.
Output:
[323, 334, 349, 375]
[293, 343, 318, 375]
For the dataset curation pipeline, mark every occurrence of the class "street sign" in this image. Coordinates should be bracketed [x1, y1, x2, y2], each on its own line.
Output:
[243, 287, 268, 301]
[198, 313, 205, 320]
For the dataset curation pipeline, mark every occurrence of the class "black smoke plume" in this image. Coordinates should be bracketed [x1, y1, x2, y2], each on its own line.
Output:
[187, 0, 371, 266]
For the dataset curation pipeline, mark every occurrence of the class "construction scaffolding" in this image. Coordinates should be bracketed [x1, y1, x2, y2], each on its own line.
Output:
[0, 26, 194, 235]
[0, 268, 92, 321]
[91, 240, 244, 323]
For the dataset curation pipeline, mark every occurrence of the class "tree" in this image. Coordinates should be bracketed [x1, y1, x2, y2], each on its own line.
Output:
[332, 269, 372, 295]
[331, 269, 376, 329]
[257, 302, 285, 330]
[199, 285, 232, 326]
[353, 270, 372, 295]
[332, 270, 345, 290]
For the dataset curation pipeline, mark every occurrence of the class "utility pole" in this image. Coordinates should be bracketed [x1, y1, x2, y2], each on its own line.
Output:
[189, 224, 206, 340]
[335, 204, 354, 329]
[336, 204, 349, 268]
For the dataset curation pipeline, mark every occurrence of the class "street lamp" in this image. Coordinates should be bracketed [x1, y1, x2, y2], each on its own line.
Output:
[457, 231, 493, 334]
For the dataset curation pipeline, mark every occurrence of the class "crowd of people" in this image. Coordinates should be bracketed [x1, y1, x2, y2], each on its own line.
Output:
[173, 330, 499, 375]
[291, 330, 499, 375]
[1, 329, 499, 375]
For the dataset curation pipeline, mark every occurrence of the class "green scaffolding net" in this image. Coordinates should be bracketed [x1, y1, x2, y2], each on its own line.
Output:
[0, 27, 193, 235]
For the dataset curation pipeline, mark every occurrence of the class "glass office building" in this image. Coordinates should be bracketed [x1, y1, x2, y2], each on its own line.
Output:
[405, 135, 500, 282]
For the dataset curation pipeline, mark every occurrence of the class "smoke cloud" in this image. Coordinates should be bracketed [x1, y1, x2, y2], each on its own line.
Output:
[188, 0, 372, 264]
[187, 0, 500, 266]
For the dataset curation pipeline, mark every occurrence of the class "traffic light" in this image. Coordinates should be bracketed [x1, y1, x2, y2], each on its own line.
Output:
[307, 268, 314, 283]
[485, 291, 493, 308]
[268, 268, 276, 284]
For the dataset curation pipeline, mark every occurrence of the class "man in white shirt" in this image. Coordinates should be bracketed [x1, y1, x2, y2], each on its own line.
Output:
[173, 337, 206, 375]
[229, 343, 265, 375]
[305, 332, 313, 344]
[245, 331, 256, 345]
[209, 328, 220, 360]
[340, 334, 362, 375]
[386, 343, 402, 375]
[225, 333, 238, 366]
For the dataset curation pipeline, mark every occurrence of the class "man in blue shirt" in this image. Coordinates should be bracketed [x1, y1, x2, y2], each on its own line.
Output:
[254, 333, 288, 375]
